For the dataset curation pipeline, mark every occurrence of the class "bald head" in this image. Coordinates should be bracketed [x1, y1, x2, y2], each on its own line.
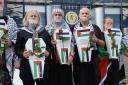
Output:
[79, 7, 91, 22]
[80, 7, 90, 15]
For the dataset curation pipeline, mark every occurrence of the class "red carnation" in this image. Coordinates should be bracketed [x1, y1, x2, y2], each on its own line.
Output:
[59, 29, 63, 33]
[77, 31, 81, 37]
[62, 48, 68, 52]
[34, 38, 38, 44]
[108, 29, 112, 33]
[3, 28, 9, 33]
[82, 48, 87, 52]
[34, 61, 41, 65]
[90, 31, 95, 35]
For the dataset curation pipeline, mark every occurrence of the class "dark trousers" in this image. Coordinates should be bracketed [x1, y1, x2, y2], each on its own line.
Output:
[104, 59, 119, 85]
[50, 64, 73, 85]
[20, 71, 48, 85]
[73, 56, 100, 85]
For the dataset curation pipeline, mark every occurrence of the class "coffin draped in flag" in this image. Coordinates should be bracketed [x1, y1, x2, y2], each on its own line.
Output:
[74, 27, 94, 62]
[25, 38, 46, 79]
[0, 19, 8, 56]
[53, 28, 72, 64]
[104, 28, 122, 59]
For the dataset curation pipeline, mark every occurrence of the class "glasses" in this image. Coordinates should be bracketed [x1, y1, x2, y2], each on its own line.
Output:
[54, 14, 62, 16]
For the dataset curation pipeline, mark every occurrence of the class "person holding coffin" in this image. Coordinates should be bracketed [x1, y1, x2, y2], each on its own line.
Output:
[15, 9, 51, 85]
[45, 8, 74, 85]
[72, 7, 105, 85]
[103, 17, 126, 85]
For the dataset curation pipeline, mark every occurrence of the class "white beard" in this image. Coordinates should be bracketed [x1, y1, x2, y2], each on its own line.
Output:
[80, 16, 88, 22]
[55, 19, 62, 23]
[28, 19, 38, 29]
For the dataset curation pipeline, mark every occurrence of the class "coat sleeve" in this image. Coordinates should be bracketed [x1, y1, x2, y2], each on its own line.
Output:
[44, 29, 52, 56]
[15, 31, 25, 58]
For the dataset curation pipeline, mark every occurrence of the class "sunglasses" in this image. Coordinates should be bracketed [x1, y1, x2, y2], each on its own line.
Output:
[54, 14, 62, 16]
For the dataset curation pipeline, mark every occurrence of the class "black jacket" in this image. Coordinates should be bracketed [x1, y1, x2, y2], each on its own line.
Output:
[15, 27, 51, 78]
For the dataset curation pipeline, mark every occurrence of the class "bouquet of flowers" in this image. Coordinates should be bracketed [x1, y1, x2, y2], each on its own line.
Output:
[107, 29, 118, 56]
[29, 37, 45, 58]
[108, 29, 117, 48]
[0, 28, 9, 56]
[89, 31, 96, 49]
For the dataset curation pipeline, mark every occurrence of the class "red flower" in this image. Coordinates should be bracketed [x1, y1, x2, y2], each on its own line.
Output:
[34, 38, 38, 44]
[90, 31, 95, 35]
[3, 28, 9, 33]
[62, 48, 68, 52]
[77, 31, 81, 37]
[82, 48, 87, 52]
[59, 29, 63, 33]
[108, 29, 112, 33]
[34, 61, 41, 65]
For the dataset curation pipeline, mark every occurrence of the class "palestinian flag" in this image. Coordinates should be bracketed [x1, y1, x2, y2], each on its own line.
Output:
[98, 48, 111, 85]
[60, 48, 68, 64]
[99, 58, 111, 85]
[29, 60, 45, 79]
[77, 30, 90, 37]
[81, 47, 89, 62]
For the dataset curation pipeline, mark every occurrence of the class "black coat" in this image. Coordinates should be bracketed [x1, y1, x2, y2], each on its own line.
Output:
[15, 27, 51, 79]
[72, 24, 104, 85]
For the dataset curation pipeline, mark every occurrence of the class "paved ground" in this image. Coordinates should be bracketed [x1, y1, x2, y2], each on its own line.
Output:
[124, 57, 128, 84]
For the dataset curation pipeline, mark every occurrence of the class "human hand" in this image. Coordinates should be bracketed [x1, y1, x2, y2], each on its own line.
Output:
[23, 50, 30, 59]
[44, 50, 49, 57]
[14, 63, 20, 69]
[90, 35, 98, 43]
[4, 38, 12, 46]
[67, 55, 74, 65]
[56, 34, 61, 40]
[51, 40, 56, 46]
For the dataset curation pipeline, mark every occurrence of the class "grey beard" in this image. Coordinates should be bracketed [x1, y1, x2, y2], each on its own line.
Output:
[29, 23, 38, 30]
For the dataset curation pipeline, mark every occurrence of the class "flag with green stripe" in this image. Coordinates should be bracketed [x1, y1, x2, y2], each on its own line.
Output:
[81, 47, 88, 62]
[104, 28, 122, 59]
[29, 59, 45, 79]
[60, 48, 68, 64]
[77, 31, 90, 37]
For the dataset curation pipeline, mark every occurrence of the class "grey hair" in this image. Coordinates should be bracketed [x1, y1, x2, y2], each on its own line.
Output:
[79, 7, 91, 15]
[104, 16, 113, 24]
[23, 9, 42, 27]
[79, 7, 91, 20]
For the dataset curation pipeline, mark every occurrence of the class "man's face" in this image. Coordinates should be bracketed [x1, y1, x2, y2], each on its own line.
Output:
[53, 12, 63, 23]
[27, 10, 39, 29]
[104, 18, 113, 29]
[79, 8, 90, 22]
[0, 0, 4, 16]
